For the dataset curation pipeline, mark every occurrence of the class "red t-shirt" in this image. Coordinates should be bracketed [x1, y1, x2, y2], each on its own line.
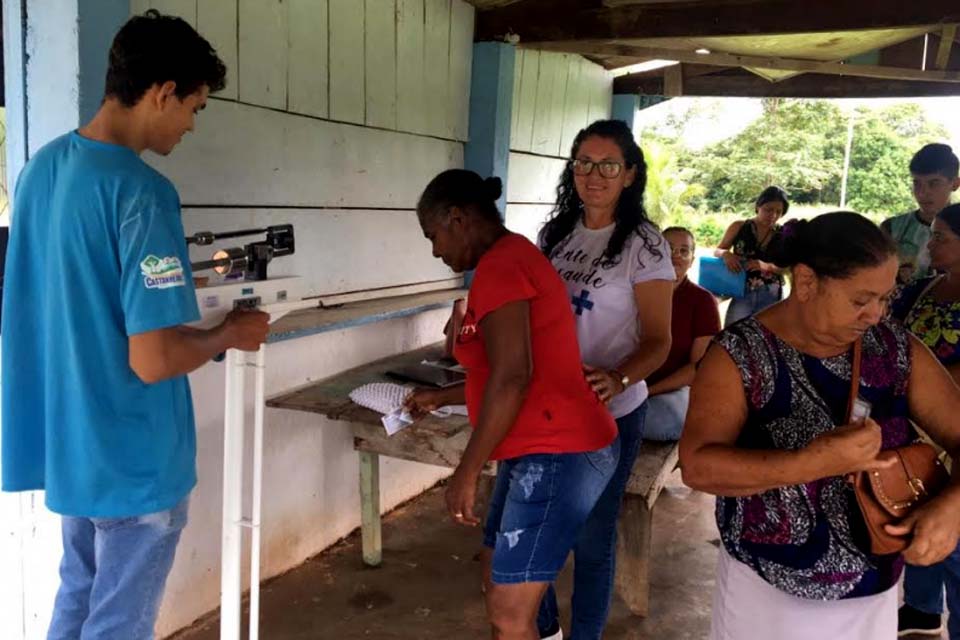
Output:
[648, 277, 722, 386]
[454, 233, 616, 461]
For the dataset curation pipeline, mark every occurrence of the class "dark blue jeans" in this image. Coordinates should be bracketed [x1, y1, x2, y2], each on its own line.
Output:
[537, 403, 647, 639]
[904, 543, 960, 639]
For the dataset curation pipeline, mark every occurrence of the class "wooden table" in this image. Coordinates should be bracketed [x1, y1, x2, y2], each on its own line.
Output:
[268, 344, 680, 617]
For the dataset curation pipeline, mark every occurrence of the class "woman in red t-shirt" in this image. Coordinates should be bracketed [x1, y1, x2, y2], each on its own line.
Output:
[406, 169, 619, 639]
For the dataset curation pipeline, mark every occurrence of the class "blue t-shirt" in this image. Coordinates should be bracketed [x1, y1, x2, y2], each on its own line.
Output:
[1, 131, 201, 517]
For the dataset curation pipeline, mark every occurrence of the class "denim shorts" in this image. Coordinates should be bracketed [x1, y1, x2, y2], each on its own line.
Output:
[482, 440, 620, 584]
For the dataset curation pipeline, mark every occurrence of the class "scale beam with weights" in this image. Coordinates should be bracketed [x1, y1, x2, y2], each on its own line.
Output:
[187, 224, 300, 321]
[188, 224, 320, 640]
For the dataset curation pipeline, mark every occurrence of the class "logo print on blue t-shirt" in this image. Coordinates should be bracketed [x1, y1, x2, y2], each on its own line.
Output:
[571, 289, 594, 316]
[140, 255, 186, 290]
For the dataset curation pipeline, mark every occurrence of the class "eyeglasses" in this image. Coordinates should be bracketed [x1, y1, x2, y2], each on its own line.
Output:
[669, 246, 693, 258]
[571, 159, 624, 179]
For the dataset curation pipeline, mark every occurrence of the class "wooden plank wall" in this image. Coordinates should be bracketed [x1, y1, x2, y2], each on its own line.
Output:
[130, 0, 475, 297]
[505, 50, 613, 242]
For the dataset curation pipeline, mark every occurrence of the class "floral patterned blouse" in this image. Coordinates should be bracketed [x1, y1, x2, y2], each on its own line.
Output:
[730, 219, 783, 291]
[714, 318, 914, 600]
[890, 275, 960, 366]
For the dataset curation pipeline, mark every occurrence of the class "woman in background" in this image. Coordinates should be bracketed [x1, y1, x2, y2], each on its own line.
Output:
[537, 119, 674, 640]
[891, 202, 960, 639]
[715, 186, 789, 325]
[644, 226, 721, 441]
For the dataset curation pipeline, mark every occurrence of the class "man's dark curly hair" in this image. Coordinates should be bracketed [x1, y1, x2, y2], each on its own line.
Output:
[540, 119, 661, 267]
[105, 10, 227, 107]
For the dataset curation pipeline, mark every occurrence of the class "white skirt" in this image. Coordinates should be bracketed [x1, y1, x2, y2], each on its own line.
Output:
[710, 548, 897, 640]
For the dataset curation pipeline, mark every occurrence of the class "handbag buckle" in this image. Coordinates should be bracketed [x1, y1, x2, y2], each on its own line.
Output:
[910, 477, 927, 498]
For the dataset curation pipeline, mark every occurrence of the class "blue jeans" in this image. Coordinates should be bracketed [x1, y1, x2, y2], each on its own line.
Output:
[644, 387, 688, 441]
[725, 282, 782, 326]
[537, 403, 647, 639]
[47, 498, 189, 640]
[483, 440, 620, 585]
[904, 544, 960, 639]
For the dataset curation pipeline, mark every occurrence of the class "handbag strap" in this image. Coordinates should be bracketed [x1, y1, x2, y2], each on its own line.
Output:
[845, 337, 863, 424]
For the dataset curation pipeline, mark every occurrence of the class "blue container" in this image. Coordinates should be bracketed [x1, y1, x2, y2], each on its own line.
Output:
[697, 256, 746, 298]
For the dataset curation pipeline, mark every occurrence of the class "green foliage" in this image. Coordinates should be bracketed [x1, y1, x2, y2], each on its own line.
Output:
[639, 98, 951, 235]
[689, 99, 847, 211]
[643, 139, 705, 226]
[845, 104, 948, 214]
[692, 217, 725, 247]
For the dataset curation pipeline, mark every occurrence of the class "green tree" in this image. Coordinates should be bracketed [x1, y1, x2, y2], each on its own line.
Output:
[845, 104, 949, 215]
[643, 139, 705, 226]
[689, 99, 847, 211]
[638, 98, 950, 223]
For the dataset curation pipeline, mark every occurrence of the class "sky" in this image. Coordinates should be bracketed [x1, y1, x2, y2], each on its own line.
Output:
[634, 96, 960, 151]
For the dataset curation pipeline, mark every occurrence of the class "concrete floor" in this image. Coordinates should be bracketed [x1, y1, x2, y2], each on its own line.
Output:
[170, 470, 945, 639]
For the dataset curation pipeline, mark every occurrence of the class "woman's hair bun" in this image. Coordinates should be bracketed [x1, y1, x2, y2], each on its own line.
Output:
[766, 218, 808, 268]
[483, 176, 503, 202]
[765, 212, 895, 279]
[417, 169, 504, 222]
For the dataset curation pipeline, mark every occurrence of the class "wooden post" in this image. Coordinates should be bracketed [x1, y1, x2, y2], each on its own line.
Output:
[615, 493, 654, 617]
[664, 64, 684, 97]
[936, 24, 958, 70]
[359, 450, 382, 567]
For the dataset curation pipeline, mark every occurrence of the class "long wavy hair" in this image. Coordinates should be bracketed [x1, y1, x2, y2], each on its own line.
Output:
[540, 119, 661, 266]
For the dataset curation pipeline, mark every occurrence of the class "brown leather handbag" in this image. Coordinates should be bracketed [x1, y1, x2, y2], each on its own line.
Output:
[846, 338, 950, 555]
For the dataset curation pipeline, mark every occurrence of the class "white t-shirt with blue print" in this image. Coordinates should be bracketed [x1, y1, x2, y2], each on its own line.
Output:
[1, 131, 201, 517]
[545, 221, 675, 419]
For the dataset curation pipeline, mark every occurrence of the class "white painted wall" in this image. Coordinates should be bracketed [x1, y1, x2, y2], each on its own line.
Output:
[503, 50, 613, 243]
[2, 1, 477, 638]
[146, 1, 477, 635]
[157, 309, 452, 637]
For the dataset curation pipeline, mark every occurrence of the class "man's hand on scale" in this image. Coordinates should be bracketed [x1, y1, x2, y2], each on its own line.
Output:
[222, 308, 270, 351]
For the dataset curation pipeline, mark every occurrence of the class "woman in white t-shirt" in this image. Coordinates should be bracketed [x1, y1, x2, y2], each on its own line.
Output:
[536, 119, 675, 640]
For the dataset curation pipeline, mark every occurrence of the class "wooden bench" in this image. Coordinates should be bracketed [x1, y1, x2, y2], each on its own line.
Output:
[268, 344, 680, 617]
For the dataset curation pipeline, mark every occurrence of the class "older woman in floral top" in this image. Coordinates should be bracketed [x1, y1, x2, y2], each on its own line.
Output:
[682, 212, 960, 640]
[890, 202, 960, 638]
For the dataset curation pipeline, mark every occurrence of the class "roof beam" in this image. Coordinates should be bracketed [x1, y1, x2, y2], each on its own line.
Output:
[936, 24, 959, 69]
[477, 0, 960, 41]
[524, 41, 960, 82]
[601, 0, 697, 5]
[614, 67, 960, 98]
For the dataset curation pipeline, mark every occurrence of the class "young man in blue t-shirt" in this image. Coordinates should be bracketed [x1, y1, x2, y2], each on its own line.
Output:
[881, 143, 960, 285]
[1, 11, 269, 638]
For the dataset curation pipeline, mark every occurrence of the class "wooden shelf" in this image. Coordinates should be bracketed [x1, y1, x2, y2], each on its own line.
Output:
[268, 288, 466, 343]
